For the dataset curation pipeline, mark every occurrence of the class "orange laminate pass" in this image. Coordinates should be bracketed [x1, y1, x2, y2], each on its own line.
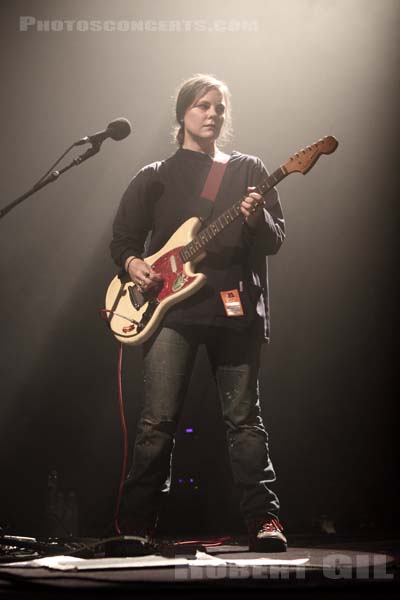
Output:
[220, 289, 244, 317]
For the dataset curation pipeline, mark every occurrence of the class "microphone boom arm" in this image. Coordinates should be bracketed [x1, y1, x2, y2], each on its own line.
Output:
[0, 143, 101, 220]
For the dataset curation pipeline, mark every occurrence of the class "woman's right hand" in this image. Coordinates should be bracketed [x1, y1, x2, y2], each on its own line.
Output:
[125, 257, 163, 292]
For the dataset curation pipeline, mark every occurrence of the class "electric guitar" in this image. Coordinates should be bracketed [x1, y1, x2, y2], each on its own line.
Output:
[104, 136, 338, 345]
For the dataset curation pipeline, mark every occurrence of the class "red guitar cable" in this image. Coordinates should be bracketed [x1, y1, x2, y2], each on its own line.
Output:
[113, 343, 129, 535]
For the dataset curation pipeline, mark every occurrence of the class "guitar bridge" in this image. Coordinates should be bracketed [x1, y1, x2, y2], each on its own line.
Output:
[128, 285, 145, 310]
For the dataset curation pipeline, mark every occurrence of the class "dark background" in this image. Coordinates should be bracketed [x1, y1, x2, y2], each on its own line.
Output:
[0, 0, 398, 538]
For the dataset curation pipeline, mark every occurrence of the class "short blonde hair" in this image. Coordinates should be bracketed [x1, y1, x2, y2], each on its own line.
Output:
[173, 73, 233, 147]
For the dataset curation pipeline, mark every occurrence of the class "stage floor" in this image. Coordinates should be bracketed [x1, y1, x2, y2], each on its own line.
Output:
[0, 533, 398, 598]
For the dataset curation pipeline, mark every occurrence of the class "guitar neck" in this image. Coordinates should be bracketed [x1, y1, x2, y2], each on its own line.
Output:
[180, 135, 339, 262]
[180, 166, 287, 263]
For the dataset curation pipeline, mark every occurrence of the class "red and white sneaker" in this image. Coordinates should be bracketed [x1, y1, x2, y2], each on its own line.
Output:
[248, 517, 287, 552]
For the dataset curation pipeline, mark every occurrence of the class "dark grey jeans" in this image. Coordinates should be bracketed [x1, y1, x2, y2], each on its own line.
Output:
[120, 324, 280, 530]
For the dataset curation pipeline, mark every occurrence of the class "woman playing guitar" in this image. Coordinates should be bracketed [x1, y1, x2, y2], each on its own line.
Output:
[109, 73, 287, 552]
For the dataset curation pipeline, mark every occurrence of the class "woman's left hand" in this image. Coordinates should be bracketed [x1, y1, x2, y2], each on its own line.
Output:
[240, 186, 263, 228]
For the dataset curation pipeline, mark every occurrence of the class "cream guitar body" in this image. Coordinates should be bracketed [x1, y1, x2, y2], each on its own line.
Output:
[105, 217, 206, 346]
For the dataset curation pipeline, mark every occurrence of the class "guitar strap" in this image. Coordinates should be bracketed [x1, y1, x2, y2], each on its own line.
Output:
[200, 151, 231, 202]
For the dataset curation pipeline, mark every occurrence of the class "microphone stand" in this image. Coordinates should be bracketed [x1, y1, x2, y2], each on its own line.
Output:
[0, 143, 101, 220]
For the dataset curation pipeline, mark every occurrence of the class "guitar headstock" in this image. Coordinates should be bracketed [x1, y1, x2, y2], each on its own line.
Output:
[283, 135, 338, 175]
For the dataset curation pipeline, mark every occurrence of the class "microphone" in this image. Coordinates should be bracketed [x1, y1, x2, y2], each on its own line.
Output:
[75, 118, 132, 146]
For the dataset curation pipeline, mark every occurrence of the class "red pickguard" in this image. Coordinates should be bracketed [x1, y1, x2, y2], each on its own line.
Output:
[150, 247, 196, 302]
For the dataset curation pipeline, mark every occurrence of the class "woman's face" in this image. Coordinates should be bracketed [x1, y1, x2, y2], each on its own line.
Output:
[183, 87, 226, 147]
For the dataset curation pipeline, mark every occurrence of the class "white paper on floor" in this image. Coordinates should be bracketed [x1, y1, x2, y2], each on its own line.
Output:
[192, 552, 309, 567]
[2, 550, 309, 571]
